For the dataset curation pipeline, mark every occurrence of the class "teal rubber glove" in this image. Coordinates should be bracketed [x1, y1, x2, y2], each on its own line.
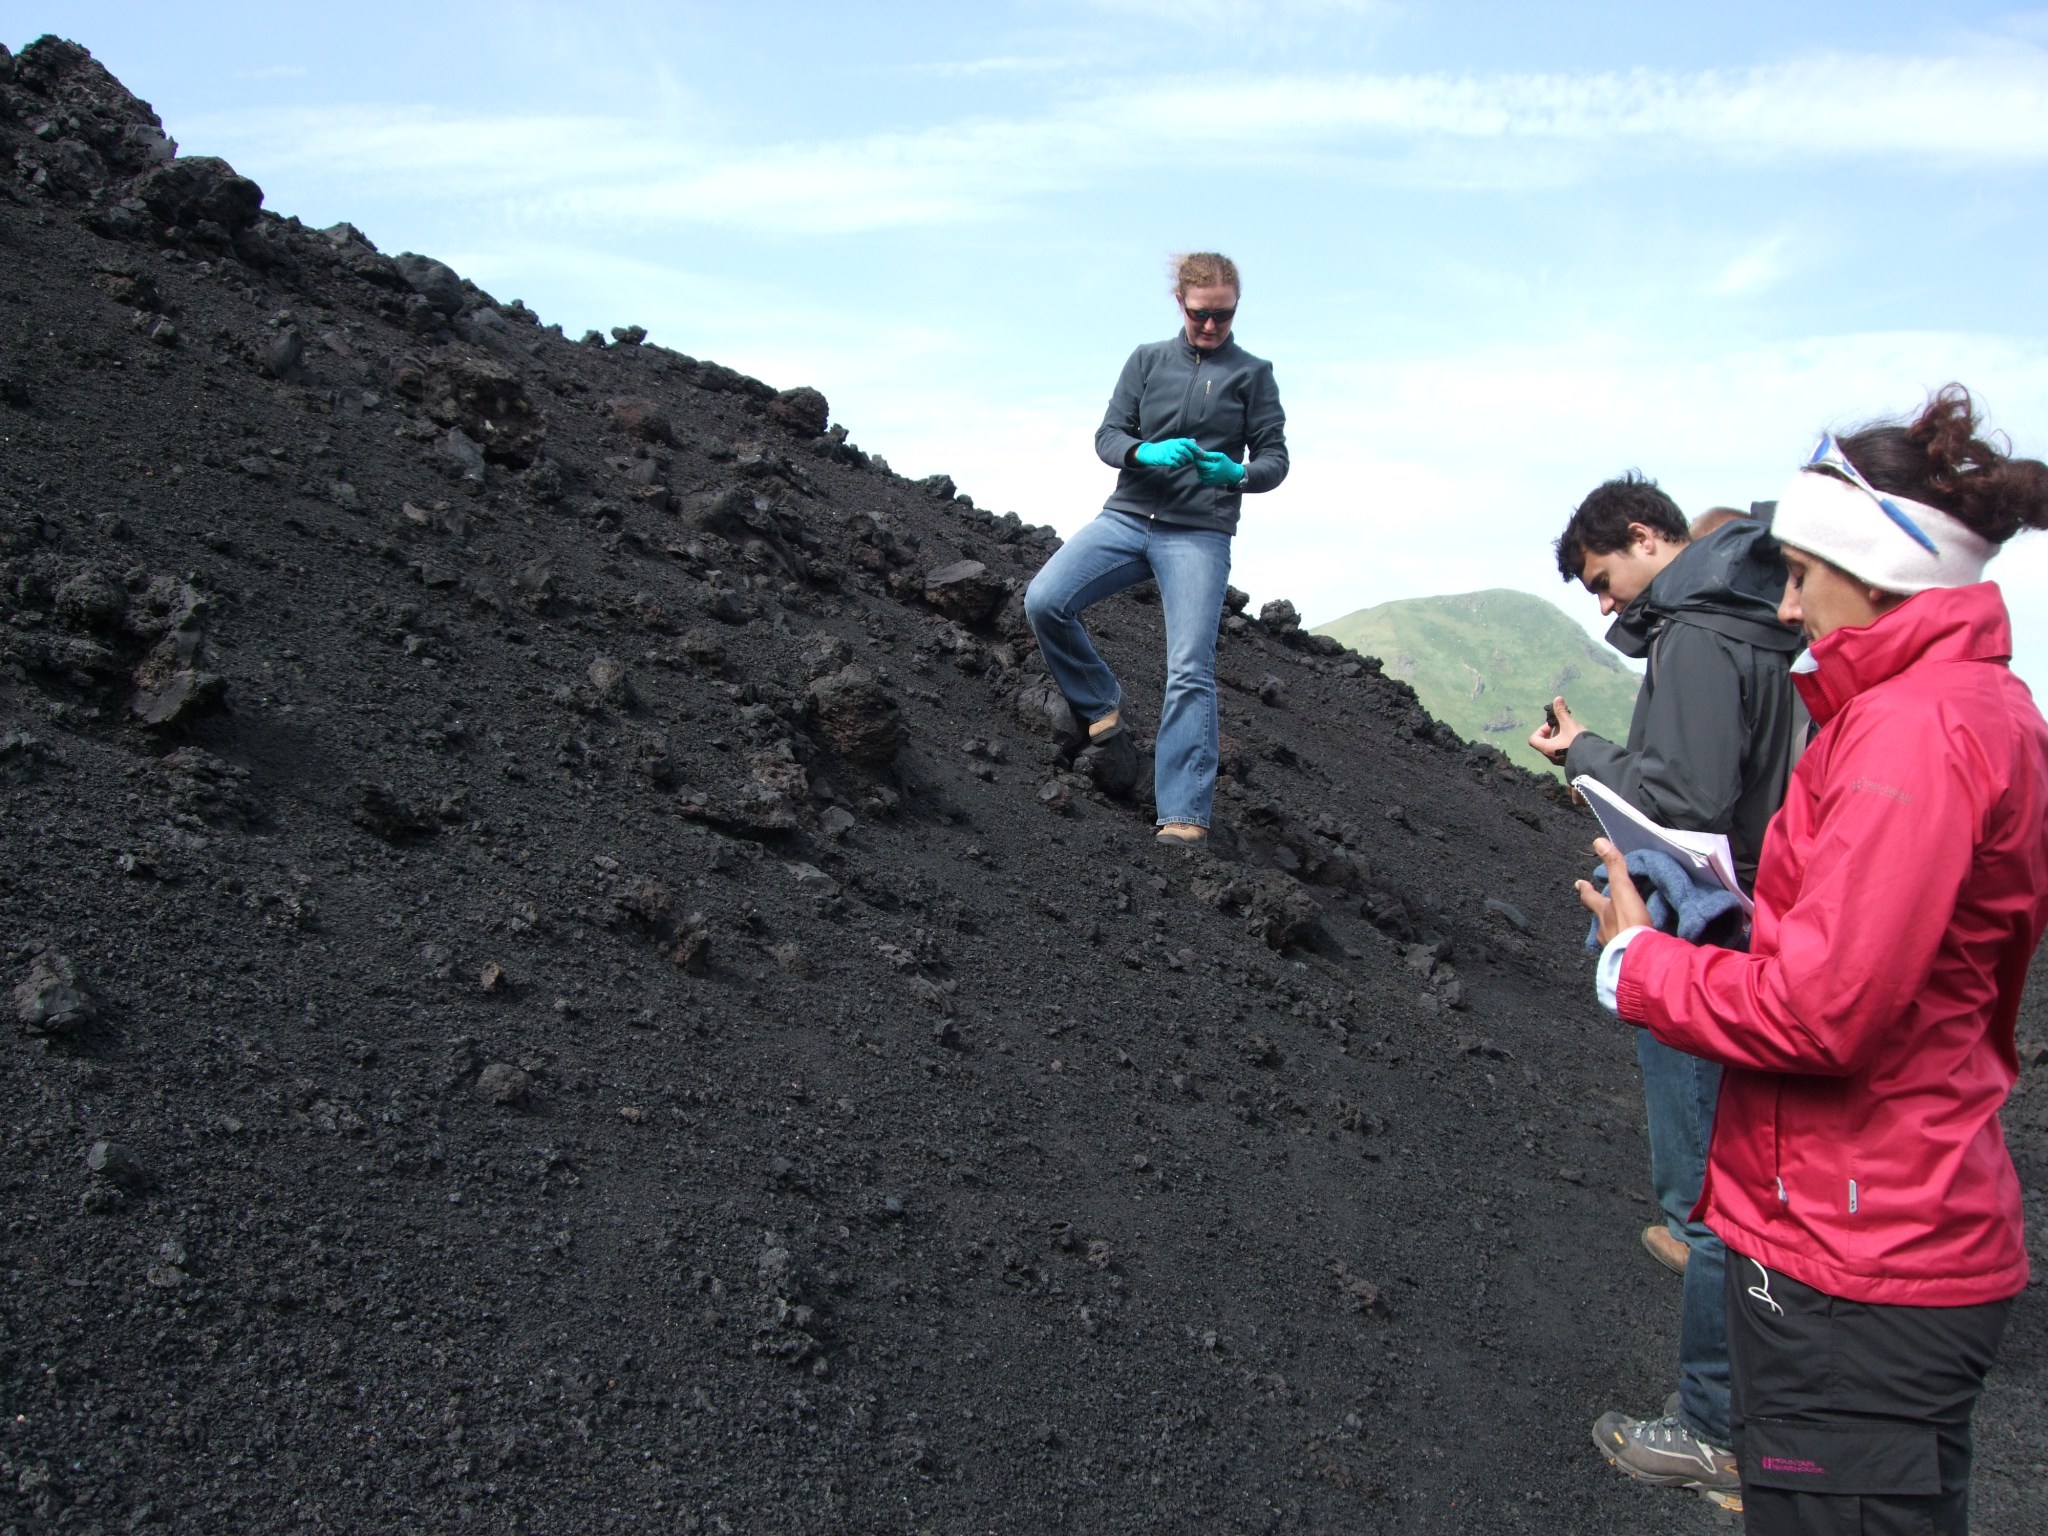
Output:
[1133, 437, 1199, 469]
[1195, 450, 1246, 487]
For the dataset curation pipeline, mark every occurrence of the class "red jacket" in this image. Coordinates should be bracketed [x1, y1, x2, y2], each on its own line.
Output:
[1616, 582, 2048, 1305]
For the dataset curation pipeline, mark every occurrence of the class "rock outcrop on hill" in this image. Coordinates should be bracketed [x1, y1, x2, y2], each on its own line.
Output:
[3, 36, 2044, 1535]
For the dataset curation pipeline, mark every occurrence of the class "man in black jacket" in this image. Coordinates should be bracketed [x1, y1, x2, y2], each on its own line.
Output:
[1530, 474, 1802, 1509]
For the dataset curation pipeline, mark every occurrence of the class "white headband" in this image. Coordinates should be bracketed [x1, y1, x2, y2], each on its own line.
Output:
[1771, 468, 1996, 594]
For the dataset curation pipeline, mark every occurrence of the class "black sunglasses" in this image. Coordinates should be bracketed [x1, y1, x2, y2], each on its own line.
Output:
[1185, 306, 1236, 327]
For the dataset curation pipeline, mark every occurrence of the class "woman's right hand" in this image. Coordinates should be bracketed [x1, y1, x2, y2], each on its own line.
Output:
[1132, 438, 1199, 469]
[1577, 838, 1654, 946]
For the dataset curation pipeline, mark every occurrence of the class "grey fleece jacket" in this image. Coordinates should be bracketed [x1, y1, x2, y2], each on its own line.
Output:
[1563, 518, 1805, 890]
[1094, 334, 1288, 535]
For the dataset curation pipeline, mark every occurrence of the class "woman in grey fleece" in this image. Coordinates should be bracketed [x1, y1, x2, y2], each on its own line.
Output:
[1023, 252, 1289, 845]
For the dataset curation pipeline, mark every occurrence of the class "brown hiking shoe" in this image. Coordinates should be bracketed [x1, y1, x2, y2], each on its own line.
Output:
[1642, 1223, 1689, 1276]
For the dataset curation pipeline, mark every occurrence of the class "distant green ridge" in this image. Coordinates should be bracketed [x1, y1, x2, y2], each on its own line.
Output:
[1313, 588, 1641, 776]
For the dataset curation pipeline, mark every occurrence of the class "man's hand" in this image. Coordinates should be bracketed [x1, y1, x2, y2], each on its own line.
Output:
[1527, 695, 1585, 764]
[1193, 450, 1246, 487]
[1575, 838, 1652, 947]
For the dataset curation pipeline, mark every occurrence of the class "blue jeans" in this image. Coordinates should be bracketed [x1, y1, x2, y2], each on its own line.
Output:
[1639, 1030, 1730, 1445]
[1024, 511, 1231, 828]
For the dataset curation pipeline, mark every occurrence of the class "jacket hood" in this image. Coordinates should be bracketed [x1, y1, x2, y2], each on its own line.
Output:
[1605, 519, 1802, 660]
[1793, 581, 2016, 727]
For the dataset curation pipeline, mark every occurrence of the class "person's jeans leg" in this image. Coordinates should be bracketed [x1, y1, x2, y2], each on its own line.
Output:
[1677, 1227, 1730, 1446]
[1638, 1032, 1718, 1239]
[1023, 513, 1155, 724]
[1637, 1032, 1731, 1443]
[1143, 525, 1231, 827]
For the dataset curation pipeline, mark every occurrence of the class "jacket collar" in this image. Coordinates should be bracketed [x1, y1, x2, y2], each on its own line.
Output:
[1793, 581, 2015, 725]
[1175, 333, 1237, 363]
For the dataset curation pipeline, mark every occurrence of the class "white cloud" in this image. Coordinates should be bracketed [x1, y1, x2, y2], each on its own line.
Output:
[902, 54, 1098, 77]
[182, 44, 2048, 236]
[1709, 234, 1794, 297]
[1121, 51, 2048, 159]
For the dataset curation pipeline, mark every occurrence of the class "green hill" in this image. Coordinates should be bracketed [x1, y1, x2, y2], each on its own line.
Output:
[1313, 589, 1641, 775]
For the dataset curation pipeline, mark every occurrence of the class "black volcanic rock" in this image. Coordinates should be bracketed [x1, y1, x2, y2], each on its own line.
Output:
[134, 154, 262, 237]
[767, 383, 829, 437]
[393, 251, 465, 315]
[922, 557, 1007, 624]
[0, 34, 2042, 1536]
[12, 949, 95, 1034]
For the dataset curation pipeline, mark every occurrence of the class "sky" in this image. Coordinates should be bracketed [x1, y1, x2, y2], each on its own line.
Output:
[19, 1, 2048, 685]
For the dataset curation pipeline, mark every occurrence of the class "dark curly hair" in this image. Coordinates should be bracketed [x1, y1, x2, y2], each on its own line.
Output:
[1838, 384, 2048, 546]
[1554, 472, 1689, 583]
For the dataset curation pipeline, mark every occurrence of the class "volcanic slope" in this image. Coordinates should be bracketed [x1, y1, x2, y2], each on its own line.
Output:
[3, 37, 2044, 1536]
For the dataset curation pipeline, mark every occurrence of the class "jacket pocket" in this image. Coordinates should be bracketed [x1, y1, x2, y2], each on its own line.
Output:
[1743, 1418, 1941, 1497]
[1775, 1076, 1862, 1255]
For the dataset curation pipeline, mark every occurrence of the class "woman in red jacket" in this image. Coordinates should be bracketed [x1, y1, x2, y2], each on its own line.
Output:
[1581, 385, 2048, 1533]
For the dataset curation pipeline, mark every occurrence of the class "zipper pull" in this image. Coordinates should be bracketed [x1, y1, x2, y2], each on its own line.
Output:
[1205, 379, 1212, 396]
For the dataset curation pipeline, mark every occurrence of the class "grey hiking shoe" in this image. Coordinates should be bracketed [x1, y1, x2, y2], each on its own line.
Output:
[1591, 1411, 1737, 1496]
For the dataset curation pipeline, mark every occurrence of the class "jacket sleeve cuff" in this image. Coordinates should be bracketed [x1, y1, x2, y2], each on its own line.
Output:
[1096, 430, 1140, 470]
[1595, 925, 1652, 1012]
[1561, 733, 1617, 782]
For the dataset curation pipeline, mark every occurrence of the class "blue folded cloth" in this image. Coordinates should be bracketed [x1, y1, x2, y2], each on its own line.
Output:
[1583, 848, 1747, 953]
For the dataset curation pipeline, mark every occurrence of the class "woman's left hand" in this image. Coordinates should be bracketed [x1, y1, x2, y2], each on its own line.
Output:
[1194, 451, 1246, 487]
[1576, 838, 1653, 946]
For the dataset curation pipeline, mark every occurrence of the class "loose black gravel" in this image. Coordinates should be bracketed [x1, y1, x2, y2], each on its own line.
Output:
[2, 34, 2043, 1535]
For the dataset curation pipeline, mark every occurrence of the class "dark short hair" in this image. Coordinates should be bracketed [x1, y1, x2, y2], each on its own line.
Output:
[1554, 472, 1689, 582]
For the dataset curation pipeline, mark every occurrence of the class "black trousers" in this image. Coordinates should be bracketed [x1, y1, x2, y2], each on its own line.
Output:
[1725, 1250, 2011, 1535]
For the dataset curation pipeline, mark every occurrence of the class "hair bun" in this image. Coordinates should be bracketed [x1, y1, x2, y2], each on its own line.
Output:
[1846, 384, 2048, 544]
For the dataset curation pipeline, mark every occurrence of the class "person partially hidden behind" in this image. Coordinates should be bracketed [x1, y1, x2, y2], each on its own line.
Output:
[1690, 505, 1750, 541]
[1580, 384, 2048, 1533]
[1530, 473, 1803, 1505]
[1024, 251, 1288, 846]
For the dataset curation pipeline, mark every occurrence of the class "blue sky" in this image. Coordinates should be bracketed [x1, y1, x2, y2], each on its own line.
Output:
[23, 1, 2048, 684]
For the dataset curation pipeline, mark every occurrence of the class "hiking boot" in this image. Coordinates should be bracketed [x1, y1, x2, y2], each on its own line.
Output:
[1591, 1411, 1737, 1496]
[1155, 822, 1206, 847]
[1642, 1223, 1689, 1276]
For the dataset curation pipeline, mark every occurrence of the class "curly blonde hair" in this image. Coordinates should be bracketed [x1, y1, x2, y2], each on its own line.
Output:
[1171, 251, 1240, 298]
